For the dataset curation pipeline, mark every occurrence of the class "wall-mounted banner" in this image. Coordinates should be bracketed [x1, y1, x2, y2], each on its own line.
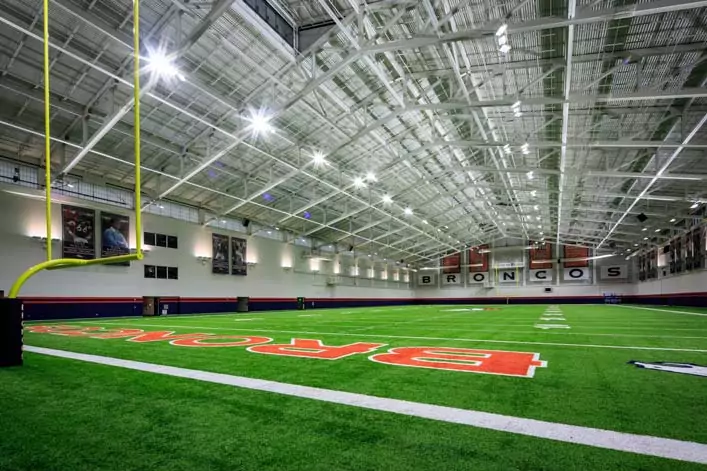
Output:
[100, 212, 130, 265]
[529, 269, 553, 282]
[231, 237, 247, 276]
[418, 274, 436, 286]
[212, 233, 230, 274]
[61, 205, 96, 260]
[563, 267, 589, 281]
[441, 273, 462, 285]
[469, 245, 488, 272]
[468, 272, 489, 284]
[496, 269, 519, 283]
[530, 242, 553, 269]
[599, 265, 628, 280]
[564, 245, 589, 267]
[442, 253, 461, 273]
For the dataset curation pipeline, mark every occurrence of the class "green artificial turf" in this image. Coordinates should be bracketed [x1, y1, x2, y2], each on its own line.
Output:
[2, 304, 706, 470]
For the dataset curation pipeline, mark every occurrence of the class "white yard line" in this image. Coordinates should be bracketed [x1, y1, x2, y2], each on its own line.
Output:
[233, 318, 263, 322]
[616, 305, 707, 317]
[23, 346, 707, 465]
[73, 322, 707, 353]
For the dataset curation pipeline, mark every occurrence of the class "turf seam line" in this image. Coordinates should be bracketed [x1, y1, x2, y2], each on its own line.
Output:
[81, 322, 707, 352]
[24, 346, 707, 465]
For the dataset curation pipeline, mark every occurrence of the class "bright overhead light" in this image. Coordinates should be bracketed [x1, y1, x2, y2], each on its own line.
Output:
[634, 243, 639, 247]
[536, 216, 541, 221]
[404, 207, 413, 215]
[146, 48, 185, 81]
[690, 202, 699, 209]
[534, 205, 539, 211]
[496, 23, 508, 36]
[521, 143, 530, 155]
[642, 227, 647, 231]
[422, 219, 428, 224]
[654, 229, 660, 233]
[499, 44, 511, 54]
[312, 151, 326, 165]
[527, 171, 534, 180]
[248, 110, 273, 136]
[539, 231, 544, 235]
[353, 176, 366, 188]
[382, 194, 393, 204]
[497, 34, 508, 46]
[366, 171, 377, 182]
[669, 218, 676, 223]
[531, 190, 537, 197]
[537, 225, 541, 228]
[503, 144, 511, 154]
[643, 237, 648, 240]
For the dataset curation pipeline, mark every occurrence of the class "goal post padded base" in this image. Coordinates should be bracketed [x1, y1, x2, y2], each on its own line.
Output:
[0, 298, 23, 367]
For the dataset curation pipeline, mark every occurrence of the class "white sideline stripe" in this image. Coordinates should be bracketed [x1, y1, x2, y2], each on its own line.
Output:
[23, 346, 707, 464]
[616, 305, 707, 317]
[233, 318, 263, 322]
[80, 322, 707, 352]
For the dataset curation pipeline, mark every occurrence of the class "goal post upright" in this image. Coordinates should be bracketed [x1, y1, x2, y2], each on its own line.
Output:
[1, 0, 143, 367]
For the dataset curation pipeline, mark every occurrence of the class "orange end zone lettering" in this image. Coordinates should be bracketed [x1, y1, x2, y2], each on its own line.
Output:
[126, 331, 214, 343]
[171, 336, 273, 347]
[369, 347, 547, 378]
[248, 338, 386, 360]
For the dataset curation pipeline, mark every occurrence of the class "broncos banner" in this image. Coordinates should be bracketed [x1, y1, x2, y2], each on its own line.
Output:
[100, 212, 130, 266]
[212, 233, 229, 274]
[61, 205, 95, 260]
[441, 253, 461, 273]
[563, 245, 589, 267]
[231, 237, 247, 276]
[529, 242, 553, 269]
[468, 245, 488, 272]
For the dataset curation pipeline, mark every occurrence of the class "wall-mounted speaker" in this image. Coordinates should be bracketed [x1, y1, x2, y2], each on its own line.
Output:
[637, 213, 648, 223]
[348, 245, 354, 252]
[243, 219, 250, 227]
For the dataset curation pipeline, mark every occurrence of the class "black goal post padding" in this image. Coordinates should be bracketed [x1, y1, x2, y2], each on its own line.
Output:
[0, 298, 23, 367]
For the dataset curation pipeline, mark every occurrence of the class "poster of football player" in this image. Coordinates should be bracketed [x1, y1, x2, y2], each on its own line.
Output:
[100, 212, 130, 266]
[212, 233, 229, 274]
[62, 205, 95, 259]
[231, 237, 247, 276]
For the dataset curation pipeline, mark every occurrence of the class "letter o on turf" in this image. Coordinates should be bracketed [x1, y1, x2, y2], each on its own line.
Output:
[171, 336, 272, 347]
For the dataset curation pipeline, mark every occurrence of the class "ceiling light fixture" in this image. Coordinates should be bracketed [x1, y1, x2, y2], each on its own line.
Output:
[312, 151, 326, 165]
[521, 143, 530, 155]
[499, 44, 512, 54]
[146, 49, 185, 81]
[248, 110, 273, 136]
[404, 208, 413, 216]
[353, 176, 366, 188]
[382, 194, 393, 204]
[690, 202, 699, 209]
[496, 24, 508, 36]
[527, 171, 534, 179]
[422, 219, 428, 224]
[365, 171, 377, 182]
[654, 229, 660, 233]
[642, 227, 647, 231]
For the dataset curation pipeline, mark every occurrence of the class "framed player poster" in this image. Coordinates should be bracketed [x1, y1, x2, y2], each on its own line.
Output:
[61, 205, 95, 260]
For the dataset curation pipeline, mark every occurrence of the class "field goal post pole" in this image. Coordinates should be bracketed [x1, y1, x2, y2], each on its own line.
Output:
[1, 0, 143, 367]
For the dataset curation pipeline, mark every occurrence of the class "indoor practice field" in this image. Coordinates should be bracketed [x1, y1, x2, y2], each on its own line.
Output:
[2, 303, 707, 471]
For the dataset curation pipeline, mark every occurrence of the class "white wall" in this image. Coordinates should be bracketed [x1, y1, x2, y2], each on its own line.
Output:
[635, 270, 707, 295]
[0, 191, 413, 299]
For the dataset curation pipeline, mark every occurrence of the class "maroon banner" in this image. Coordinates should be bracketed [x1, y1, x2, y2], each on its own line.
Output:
[530, 242, 553, 269]
[442, 253, 461, 274]
[468, 245, 488, 272]
[563, 245, 589, 267]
